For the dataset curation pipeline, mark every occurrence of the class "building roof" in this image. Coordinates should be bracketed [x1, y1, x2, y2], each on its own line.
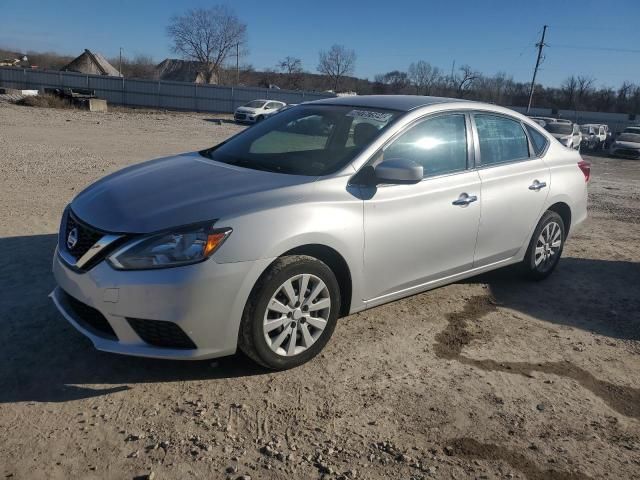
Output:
[308, 94, 468, 112]
[155, 59, 218, 84]
[63, 49, 121, 76]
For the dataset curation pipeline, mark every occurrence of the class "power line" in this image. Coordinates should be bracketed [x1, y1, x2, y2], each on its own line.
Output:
[549, 44, 640, 54]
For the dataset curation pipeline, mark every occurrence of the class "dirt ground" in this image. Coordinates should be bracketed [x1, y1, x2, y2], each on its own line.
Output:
[0, 102, 639, 480]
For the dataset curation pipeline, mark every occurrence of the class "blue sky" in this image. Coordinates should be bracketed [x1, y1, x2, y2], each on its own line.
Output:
[1, 0, 638, 87]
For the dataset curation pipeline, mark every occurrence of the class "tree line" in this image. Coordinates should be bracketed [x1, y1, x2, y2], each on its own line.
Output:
[3, 4, 639, 114]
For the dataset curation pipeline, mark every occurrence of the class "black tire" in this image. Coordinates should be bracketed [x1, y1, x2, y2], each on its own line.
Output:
[256, 115, 264, 122]
[522, 210, 565, 280]
[238, 255, 341, 370]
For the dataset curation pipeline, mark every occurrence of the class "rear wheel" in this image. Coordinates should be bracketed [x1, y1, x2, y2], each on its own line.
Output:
[238, 255, 340, 370]
[522, 211, 565, 280]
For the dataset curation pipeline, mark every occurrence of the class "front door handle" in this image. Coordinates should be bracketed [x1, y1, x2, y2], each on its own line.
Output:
[529, 180, 547, 191]
[452, 193, 478, 206]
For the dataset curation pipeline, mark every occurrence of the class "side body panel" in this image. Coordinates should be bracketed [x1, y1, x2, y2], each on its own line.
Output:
[361, 171, 481, 301]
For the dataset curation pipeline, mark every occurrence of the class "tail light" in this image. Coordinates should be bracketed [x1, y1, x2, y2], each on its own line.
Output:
[578, 160, 591, 182]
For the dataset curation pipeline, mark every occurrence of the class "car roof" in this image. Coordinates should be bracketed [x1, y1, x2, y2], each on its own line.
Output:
[307, 94, 468, 112]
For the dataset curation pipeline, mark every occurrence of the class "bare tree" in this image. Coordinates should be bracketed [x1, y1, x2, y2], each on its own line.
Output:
[317, 44, 356, 92]
[166, 6, 247, 84]
[455, 65, 479, 98]
[408, 61, 441, 95]
[562, 76, 579, 108]
[576, 75, 595, 107]
[109, 54, 156, 79]
[277, 56, 303, 89]
[375, 70, 411, 94]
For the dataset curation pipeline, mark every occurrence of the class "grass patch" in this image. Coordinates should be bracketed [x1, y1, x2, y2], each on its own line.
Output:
[15, 94, 73, 109]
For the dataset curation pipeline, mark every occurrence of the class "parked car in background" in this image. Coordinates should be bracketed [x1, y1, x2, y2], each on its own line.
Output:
[580, 124, 608, 150]
[610, 128, 640, 159]
[544, 122, 581, 150]
[234, 100, 287, 124]
[554, 119, 573, 125]
[529, 116, 556, 127]
[50, 95, 589, 369]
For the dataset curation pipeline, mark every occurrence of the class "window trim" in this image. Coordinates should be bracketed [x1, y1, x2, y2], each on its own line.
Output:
[350, 111, 475, 184]
[470, 111, 538, 169]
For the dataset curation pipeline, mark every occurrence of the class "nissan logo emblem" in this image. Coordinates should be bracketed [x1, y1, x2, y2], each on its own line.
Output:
[67, 227, 79, 250]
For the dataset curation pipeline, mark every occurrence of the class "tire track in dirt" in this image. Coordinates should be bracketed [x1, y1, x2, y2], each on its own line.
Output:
[433, 294, 640, 479]
[448, 437, 589, 480]
[434, 295, 640, 419]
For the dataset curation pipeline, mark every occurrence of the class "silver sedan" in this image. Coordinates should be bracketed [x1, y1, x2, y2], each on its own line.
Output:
[51, 95, 589, 369]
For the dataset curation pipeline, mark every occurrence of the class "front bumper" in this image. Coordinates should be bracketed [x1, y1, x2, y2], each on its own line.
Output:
[51, 248, 272, 360]
[234, 112, 256, 123]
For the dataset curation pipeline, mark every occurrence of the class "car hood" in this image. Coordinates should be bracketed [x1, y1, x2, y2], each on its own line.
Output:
[71, 152, 310, 233]
[236, 107, 260, 114]
[550, 133, 571, 140]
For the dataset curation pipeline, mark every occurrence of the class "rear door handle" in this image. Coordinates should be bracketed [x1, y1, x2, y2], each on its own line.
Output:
[452, 193, 478, 206]
[529, 180, 547, 191]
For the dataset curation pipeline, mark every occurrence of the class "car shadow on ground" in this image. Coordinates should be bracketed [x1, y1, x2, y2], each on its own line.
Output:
[462, 256, 640, 341]
[203, 117, 237, 125]
[0, 234, 267, 404]
[0, 234, 638, 404]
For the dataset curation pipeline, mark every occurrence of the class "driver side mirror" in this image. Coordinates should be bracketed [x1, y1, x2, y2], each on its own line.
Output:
[374, 158, 423, 185]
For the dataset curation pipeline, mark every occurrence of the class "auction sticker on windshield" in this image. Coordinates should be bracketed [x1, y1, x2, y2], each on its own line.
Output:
[347, 110, 394, 123]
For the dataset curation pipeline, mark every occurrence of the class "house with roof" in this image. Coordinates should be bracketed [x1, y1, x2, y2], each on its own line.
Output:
[62, 49, 121, 76]
[155, 59, 218, 84]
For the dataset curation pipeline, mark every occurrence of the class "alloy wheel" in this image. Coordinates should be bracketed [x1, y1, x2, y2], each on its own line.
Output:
[263, 274, 331, 356]
[534, 221, 562, 272]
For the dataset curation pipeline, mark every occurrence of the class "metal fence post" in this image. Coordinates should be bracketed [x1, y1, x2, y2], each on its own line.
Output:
[231, 87, 234, 113]
[157, 81, 161, 109]
[194, 83, 198, 112]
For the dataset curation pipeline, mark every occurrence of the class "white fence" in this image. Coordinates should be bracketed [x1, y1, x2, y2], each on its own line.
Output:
[0, 67, 334, 113]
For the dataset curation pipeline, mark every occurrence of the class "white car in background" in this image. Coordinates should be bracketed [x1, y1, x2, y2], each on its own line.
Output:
[544, 122, 581, 150]
[234, 100, 287, 124]
[610, 127, 640, 159]
[580, 124, 608, 150]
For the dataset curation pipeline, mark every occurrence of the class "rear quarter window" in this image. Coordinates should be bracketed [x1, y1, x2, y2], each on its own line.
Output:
[524, 124, 549, 156]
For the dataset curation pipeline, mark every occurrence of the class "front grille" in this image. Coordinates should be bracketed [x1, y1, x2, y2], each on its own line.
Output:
[61, 290, 117, 339]
[235, 113, 246, 120]
[64, 212, 103, 260]
[127, 318, 197, 350]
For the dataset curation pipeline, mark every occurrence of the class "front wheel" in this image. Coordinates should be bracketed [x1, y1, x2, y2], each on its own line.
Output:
[238, 255, 340, 370]
[522, 211, 565, 280]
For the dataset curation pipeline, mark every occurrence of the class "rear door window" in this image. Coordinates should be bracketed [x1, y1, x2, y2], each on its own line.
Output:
[475, 114, 530, 166]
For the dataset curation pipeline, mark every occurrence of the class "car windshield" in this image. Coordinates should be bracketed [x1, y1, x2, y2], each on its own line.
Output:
[201, 105, 401, 176]
[244, 100, 267, 108]
[580, 126, 593, 134]
[618, 133, 640, 143]
[545, 123, 573, 134]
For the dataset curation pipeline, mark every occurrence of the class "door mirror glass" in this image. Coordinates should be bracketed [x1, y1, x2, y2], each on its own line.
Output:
[374, 158, 423, 184]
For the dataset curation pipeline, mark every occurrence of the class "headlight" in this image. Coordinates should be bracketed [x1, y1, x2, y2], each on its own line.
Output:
[108, 223, 232, 270]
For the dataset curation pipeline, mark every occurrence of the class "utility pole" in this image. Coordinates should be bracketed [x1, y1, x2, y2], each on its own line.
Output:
[526, 25, 547, 113]
[119, 47, 123, 77]
[236, 43, 239, 85]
